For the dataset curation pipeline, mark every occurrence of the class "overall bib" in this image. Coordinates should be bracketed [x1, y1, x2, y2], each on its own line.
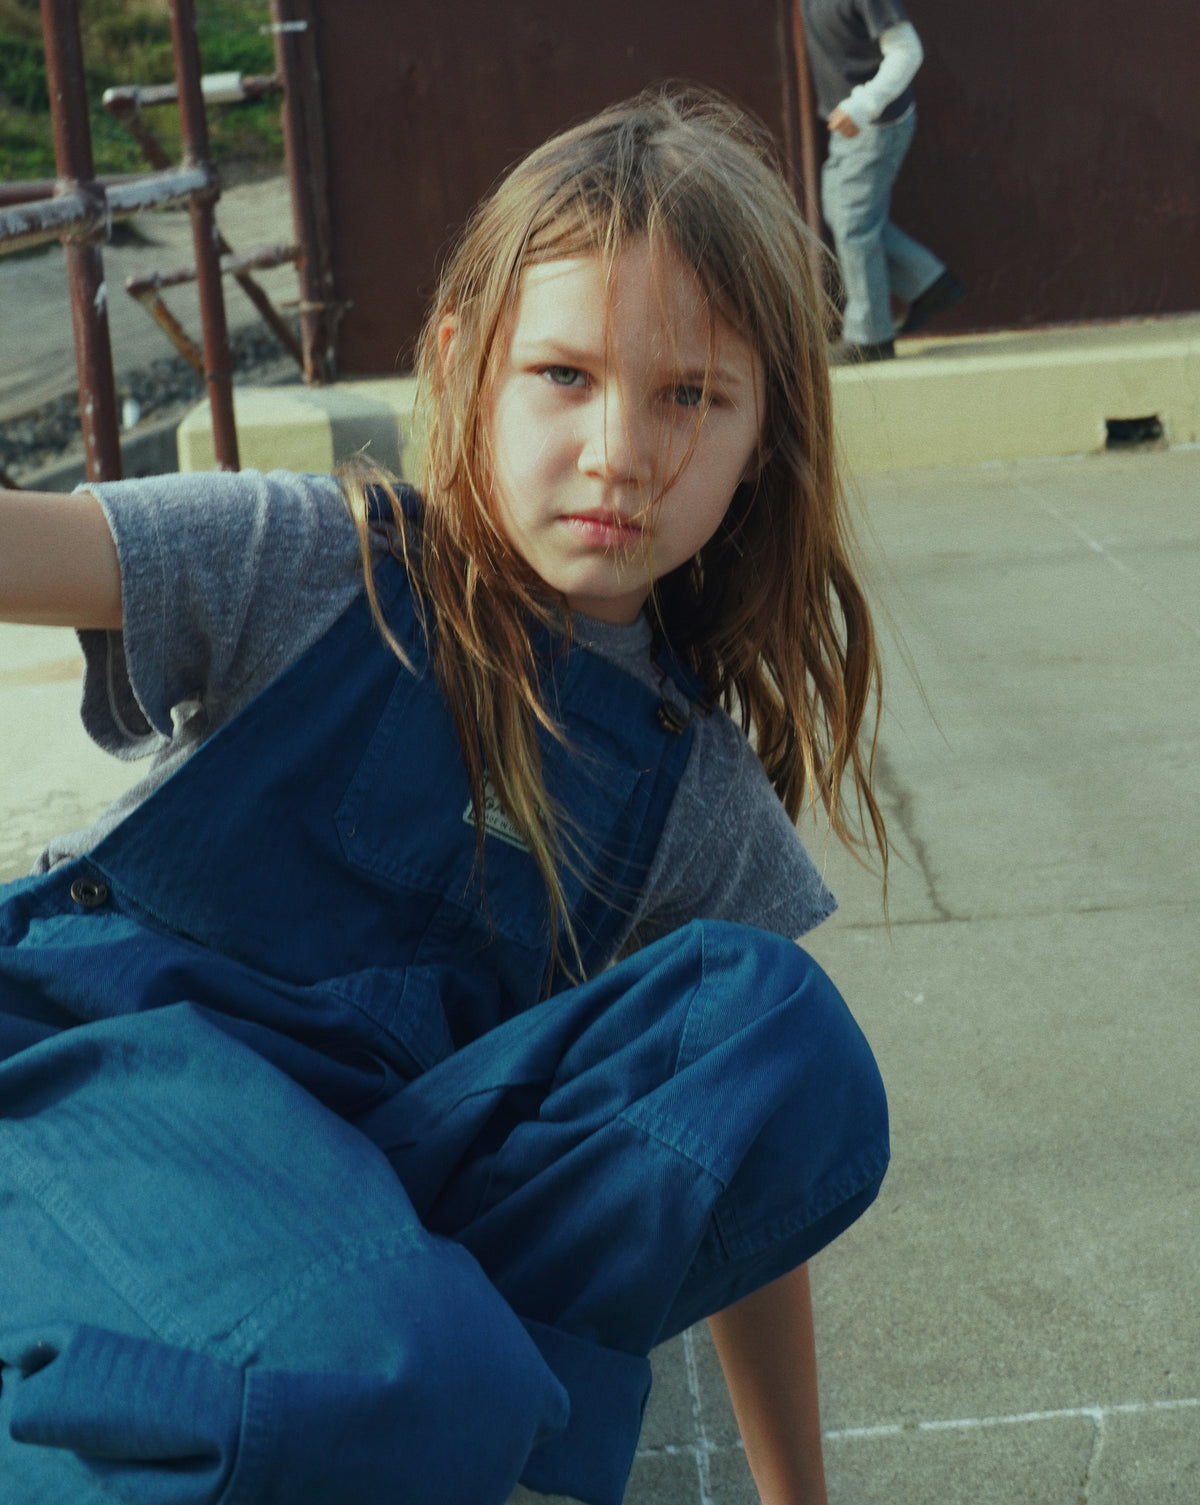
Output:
[0, 556, 889, 1505]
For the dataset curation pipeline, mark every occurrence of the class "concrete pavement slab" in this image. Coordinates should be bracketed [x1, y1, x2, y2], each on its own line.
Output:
[824, 1416, 1098, 1505]
[809, 911, 1200, 1415]
[802, 445, 1200, 1505]
[1089, 1408, 1200, 1502]
[0, 624, 143, 881]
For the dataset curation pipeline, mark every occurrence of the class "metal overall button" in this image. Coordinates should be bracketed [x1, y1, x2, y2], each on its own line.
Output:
[69, 876, 110, 909]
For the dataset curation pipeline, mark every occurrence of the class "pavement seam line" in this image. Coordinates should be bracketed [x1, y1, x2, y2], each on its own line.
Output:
[822, 1395, 1200, 1442]
[1078, 1411, 1104, 1504]
[680, 1326, 716, 1505]
[1020, 482, 1200, 645]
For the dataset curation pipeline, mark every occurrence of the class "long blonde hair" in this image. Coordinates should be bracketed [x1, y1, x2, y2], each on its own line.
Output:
[343, 86, 886, 970]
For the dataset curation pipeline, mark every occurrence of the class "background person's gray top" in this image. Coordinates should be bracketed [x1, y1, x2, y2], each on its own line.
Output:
[801, 0, 914, 121]
[42, 470, 835, 957]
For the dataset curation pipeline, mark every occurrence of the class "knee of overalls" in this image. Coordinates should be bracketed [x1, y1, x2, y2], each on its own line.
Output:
[643, 921, 888, 1168]
[638, 921, 890, 1332]
[418, 917, 889, 1295]
[2, 1243, 568, 1505]
[710, 918, 886, 1153]
[0, 1005, 569, 1505]
[649, 921, 891, 1300]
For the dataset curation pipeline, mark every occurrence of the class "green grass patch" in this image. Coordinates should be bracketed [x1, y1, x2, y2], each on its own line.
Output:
[0, 0, 283, 182]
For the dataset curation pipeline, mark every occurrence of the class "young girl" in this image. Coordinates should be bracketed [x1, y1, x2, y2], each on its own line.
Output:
[0, 89, 889, 1505]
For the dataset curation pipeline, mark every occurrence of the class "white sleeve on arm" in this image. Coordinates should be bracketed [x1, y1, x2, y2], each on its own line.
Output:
[840, 21, 923, 128]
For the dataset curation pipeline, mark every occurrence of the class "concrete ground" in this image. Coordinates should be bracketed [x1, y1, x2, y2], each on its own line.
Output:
[2, 443, 1198, 1504]
[0, 173, 296, 424]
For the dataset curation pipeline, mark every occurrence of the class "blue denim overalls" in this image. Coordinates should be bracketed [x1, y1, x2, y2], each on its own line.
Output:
[0, 550, 889, 1505]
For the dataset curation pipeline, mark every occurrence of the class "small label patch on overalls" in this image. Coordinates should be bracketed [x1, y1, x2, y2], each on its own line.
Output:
[463, 780, 531, 851]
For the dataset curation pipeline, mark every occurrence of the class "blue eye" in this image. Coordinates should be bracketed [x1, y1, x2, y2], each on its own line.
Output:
[671, 385, 706, 409]
[543, 366, 586, 388]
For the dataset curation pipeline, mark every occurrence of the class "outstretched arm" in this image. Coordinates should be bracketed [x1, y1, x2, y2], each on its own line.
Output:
[0, 487, 122, 628]
[707, 1263, 829, 1505]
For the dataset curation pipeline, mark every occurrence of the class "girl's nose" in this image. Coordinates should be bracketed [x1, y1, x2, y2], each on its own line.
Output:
[578, 389, 653, 487]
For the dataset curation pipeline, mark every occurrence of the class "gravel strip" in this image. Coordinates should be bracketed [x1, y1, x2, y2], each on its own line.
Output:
[0, 321, 302, 485]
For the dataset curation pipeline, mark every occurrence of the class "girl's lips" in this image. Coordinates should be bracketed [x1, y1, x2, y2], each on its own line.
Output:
[561, 512, 646, 549]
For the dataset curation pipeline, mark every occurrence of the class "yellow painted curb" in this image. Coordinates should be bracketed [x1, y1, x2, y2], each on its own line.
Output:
[175, 318, 1200, 477]
[837, 317, 1200, 472]
[178, 377, 421, 476]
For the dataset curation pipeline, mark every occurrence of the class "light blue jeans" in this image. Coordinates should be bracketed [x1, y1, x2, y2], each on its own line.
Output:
[821, 105, 945, 345]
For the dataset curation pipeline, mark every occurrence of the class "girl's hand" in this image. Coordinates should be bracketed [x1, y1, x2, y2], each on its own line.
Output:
[828, 107, 861, 139]
[0, 488, 122, 628]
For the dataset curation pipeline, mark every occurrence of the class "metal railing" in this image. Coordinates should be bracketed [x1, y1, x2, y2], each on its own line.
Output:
[269, 0, 339, 386]
[0, 0, 342, 484]
[0, 0, 239, 478]
[101, 70, 305, 378]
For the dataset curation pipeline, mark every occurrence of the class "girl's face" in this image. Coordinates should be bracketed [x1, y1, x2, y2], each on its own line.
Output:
[484, 238, 764, 624]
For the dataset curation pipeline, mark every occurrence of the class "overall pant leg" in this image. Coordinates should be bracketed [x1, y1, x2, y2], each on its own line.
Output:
[366, 920, 889, 1505]
[0, 1004, 567, 1505]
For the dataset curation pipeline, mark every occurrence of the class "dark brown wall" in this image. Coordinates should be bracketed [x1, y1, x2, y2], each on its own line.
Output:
[309, 0, 1200, 374]
[894, 0, 1200, 331]
[310, 0, 800, 375]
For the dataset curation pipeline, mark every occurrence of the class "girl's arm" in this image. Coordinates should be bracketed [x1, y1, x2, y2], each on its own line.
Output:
[0, 487, 122, 628]
[707, 1263, 829, 1505]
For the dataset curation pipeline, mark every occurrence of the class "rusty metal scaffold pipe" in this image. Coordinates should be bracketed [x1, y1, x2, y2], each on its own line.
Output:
[124, 241, 303, 374]
[126, 241, 302, 297]
[102, 72, 283, 114]
[790, 0, 824, 285]
[167, 0, 239, 470]
[1, 173, 146, 209]
[0, 165, 213, 253]
[127, 286, 207, 376]
[94, 88, 304, 372]
[270, 0, 337, 383]
[41, 0, 123, 481]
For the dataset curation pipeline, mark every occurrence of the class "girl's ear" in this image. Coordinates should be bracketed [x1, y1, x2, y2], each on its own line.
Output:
[437, 315, 458, 371]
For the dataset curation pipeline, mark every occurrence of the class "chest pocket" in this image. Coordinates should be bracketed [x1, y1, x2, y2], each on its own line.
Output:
[334, 661, 641, 959]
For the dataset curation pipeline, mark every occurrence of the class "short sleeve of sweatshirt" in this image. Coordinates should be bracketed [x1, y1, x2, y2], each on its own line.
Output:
[802, 0, 912, 117]
[573, 616, 836, 946]
[630, 709, 837, 945]
[856, 0, 908, 37]
[77, 469, 362, 756]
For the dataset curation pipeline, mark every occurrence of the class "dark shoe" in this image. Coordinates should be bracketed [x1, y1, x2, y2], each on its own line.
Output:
[830, 339, 895, 366]
[898, 271, 966, 335]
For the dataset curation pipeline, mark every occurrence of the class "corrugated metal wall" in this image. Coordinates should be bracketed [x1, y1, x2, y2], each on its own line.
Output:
[309, 0, 1200, 374]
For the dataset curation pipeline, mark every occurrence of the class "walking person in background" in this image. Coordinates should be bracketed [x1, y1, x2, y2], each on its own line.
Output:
[801, 0, 966, 362]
